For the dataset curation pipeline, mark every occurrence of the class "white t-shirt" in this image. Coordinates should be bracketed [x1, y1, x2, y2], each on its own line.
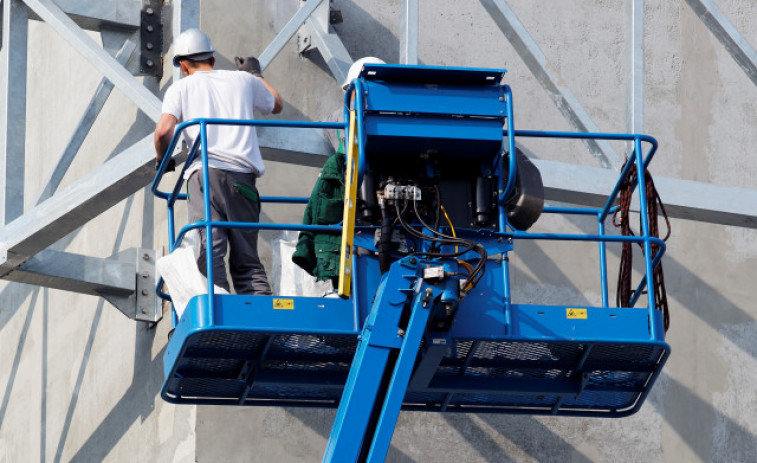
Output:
[161, 70, 276, 178]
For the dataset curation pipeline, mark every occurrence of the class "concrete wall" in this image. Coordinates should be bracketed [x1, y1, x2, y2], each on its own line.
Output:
[1, 0, 756, 462]
[0, 14, 196, 463]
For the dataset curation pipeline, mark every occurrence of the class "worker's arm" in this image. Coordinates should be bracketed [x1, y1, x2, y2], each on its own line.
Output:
[154, 113, 178, 164]
[235, 56, 283, 114]
[259, 77, 283, 114]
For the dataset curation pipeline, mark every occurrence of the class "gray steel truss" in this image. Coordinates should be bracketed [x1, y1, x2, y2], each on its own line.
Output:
[1, 0, 29, 225]
[260, 0, 326, 71]
[685, 0, 757, 86]
[4, 248, 159, 322]
[535, 158, 757, 229]
[26, 0, 140, 31]
[35, 35, 137, 205]
[301, 0, 352, 86]
[479, 0, 624, 171]
[172, 0, 199, 83]
[22, 0, 162, 121]
[627, 0, 644, 136]
[400, 0, 419, 65]
[2, 0, 757, 324]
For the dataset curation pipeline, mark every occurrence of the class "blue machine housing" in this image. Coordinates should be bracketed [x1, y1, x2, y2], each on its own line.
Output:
[153, 64, 670, 459]
[360, 65, 506, 161]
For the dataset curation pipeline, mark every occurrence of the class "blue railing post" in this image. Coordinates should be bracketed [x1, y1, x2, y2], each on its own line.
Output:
[354, 79, 368, 186]
[151, 116, 667, 339]
[499, 86, 517, 232]
[502, 253, 512, 335]
[597, 213, 609, 308]
[199, 121, 215, 326]
[633, 136, 661, 340]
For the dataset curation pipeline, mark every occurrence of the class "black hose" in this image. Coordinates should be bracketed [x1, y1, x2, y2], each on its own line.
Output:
[378, 205, 394, 274]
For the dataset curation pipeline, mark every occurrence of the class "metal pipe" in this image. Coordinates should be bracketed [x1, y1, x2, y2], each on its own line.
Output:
[199, 122, 215, 325]
[598, 217, 609, 307]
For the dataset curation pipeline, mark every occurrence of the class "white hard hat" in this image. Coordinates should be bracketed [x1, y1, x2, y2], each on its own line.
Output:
[341, 57, 386, 90]
[173, 28, 215, 67]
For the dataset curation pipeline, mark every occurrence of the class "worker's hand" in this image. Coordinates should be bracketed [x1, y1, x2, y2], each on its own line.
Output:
[235, 56, 262, 77]
[156, 157, 176, 172]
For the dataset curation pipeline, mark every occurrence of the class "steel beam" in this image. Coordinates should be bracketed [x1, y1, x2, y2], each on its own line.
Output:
[0, 0, 28, 224]
[0, 124, 332, 278]
[534, 158, 757, 228]
[4, 247, 159, 321]
[26, 0, 140, 31]
[258, 126, 332, 167]
[685, 0, 757, 86]
[479, 0, 623, 170]
[3, 129, 757, 290]
[21, 0, 162, 121]
[172, 0, 199, 83]
[0, 134, 156, 276]
[259, 0, 326, 71]
[626, 0, 644, 136]
[304, 1, 352, 86]
[6, 249, 135, 297]
[35, 37, 136, 204]
[399, 0, 419, 65]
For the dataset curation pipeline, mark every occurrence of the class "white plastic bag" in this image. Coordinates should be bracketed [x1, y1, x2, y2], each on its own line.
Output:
[156, 229, 228, 320]
[270, 230, 332, 297]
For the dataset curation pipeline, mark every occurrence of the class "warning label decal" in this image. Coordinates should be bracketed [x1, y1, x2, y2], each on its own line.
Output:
[566, 308, 588, 319]
[273, 299, 294, 310]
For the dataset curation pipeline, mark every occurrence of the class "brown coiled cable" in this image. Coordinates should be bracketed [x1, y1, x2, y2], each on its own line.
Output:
[613, 160, 671, 331]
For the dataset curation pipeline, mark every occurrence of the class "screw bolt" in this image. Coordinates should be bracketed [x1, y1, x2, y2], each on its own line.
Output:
[146, 42, 154, 50]
[146, 7, 154, 15]
[146, 25, 154, 33]
[142, 271, 150, 278]
[397, 329, 405, 337]
[141, 289, 149, 296]
[444, 303, 453, 317]
[142, 253, 150, 261]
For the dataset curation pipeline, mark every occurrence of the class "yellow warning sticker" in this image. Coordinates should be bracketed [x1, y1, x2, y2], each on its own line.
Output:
[273, 299, 294, 310]
[566, 308, 588, 319]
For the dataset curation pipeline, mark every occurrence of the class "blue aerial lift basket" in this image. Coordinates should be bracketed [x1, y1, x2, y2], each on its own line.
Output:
[153, 64, 669, 462]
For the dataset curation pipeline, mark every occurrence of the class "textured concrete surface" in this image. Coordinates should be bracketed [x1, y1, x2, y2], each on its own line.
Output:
[195, 1, 757, 462]
[1, 0, 756, 462]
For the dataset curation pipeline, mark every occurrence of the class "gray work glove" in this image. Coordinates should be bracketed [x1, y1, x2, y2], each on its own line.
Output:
[235, 56, 262, 77]
[156, 157, 176, 172]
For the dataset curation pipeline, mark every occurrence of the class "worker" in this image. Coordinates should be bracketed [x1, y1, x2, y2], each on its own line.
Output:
[292, 57, 385, 295]
[154, 28, 283, 295]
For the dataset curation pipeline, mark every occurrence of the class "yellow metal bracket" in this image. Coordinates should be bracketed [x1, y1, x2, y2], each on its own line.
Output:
[338, 111, 359, 297]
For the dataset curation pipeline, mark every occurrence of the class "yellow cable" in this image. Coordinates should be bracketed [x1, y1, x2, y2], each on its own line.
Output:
[441, 205, 475, 291]
[458, 260, 474, 276]
[440, 204, 457, 240]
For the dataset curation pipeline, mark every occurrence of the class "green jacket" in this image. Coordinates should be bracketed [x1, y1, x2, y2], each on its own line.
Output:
[292, 151, 345, 281]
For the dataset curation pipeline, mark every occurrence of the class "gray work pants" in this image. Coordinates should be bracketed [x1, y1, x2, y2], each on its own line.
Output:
[187, 168, 272, 295]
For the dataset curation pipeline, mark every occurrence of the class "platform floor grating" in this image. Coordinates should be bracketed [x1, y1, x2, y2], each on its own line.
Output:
[162, 329, 668, 416]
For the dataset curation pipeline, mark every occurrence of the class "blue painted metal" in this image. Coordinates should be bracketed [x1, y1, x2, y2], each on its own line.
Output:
[501, 85, 518, 231]
[366, 279, 437, 462]
[362, 81, 506, 116]
[323, 258, 422, 462]
[153, 64, 671, 462]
